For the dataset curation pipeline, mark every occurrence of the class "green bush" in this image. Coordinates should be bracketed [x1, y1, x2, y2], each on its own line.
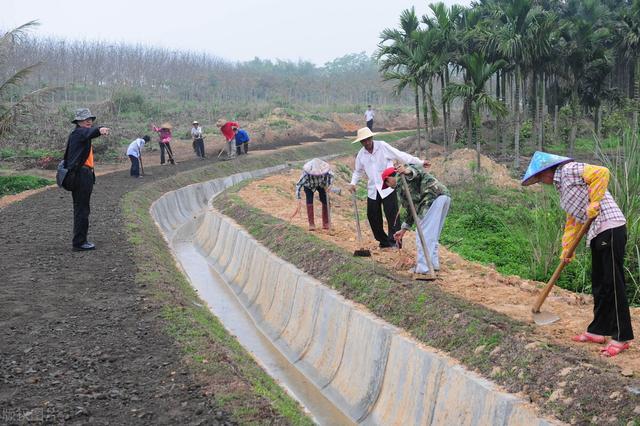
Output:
[0, 175, 54, 196]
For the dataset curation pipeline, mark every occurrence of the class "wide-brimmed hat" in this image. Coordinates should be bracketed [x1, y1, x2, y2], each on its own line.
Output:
[216, 118, 226, 127]
[352, 127, 377, 144]
[160, 122, 173, 130]
[71, 108, 96, 123]
[302, 158, 331, 176]
[521, 151, 573, 186]
[381, 167, 397, 189]
[192, 120, 199, 125]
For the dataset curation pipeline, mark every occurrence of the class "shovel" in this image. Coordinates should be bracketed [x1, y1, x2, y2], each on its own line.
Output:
[351, 192, 371, 257]
[532, 216, 595, 325]
[399, 175, 437, 280]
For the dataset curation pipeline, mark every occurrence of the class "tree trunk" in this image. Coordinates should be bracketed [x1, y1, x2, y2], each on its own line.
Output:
[415, 86, 422, 156]
[473, 105, 480, 173]
[569, 88, 578, 157]
[553, 104, 559, 143]
[633, 58, 639, 145]
[539, 72, 546, 151]
[595, 104, 602, 139]
[421, 84, 429, 157]
[533, 72, 539, 147]
[441, 74, 448, 154]
[496, 69, 503, 154]
[514, 67, 522, 169]
[445, 68, 451, 146]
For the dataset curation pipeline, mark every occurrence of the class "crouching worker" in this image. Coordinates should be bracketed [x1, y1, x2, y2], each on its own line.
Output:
[522, 151, 633, 357]
[126, 135, 150, 178]
[234, 127, 251, 155]
[295, 158, 333, 231]
[382, 164, 450, 278]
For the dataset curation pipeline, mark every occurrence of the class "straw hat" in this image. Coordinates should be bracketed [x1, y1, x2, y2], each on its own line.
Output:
[352, 127, 377, 144]
[302, 158, 332, 176]
[521, 151, 573, 186]
[192, 120, 199, 125]
[160, 122, 173, 130]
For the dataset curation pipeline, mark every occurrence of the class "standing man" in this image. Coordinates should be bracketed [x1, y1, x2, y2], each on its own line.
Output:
[126, 135, 150, 178]
[216, 118, 239, 160]
[522, 151, 633, 357]
[382, 164, 451, 277]
[365, 105, 375, 130]
[233, 126, 251, 155]
[64, 108, 109, 251]
[348, 127, 427, 248]
[191, 120, 205, 159]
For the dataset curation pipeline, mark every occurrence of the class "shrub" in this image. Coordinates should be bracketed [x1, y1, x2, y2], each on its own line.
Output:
[0, 175, 53, 196]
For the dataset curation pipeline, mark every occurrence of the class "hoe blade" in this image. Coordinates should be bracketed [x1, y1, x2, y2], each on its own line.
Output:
[532, 310, 560, 325]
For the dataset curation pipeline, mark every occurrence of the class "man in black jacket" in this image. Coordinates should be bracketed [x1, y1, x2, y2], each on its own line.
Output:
[65, 108, 110, 251]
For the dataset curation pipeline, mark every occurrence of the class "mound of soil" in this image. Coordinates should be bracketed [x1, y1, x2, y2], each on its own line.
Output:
[430, 148, 521, 189]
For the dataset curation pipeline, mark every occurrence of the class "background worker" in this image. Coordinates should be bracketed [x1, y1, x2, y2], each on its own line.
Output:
[365, 105, 375, 130]
[295, 158, 333, 231]
[233, 126, 251, 155]
[382, 164, 451, 277]
[522, 151, 633, 357]
[126, 135, 150, 178]
[152, 123, 174, 165]
[64, 108, 110, 251]
[216, 118, 239, 160]
[348, 127, 427, 249]
[191, 120, 205, 159]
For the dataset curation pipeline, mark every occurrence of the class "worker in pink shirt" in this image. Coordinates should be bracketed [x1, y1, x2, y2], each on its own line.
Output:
[216, 119, 239, 160]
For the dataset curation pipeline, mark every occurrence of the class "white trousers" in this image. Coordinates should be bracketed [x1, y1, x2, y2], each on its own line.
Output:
[415, 195, 451, 273]
[226, 137, 236, 158]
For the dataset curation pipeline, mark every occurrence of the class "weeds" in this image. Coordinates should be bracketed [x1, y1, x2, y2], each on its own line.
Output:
[0, 175, 53, 196]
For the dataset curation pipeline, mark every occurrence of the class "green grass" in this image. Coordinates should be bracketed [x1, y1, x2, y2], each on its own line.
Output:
[0, 148, 62, 160]
[0, 175, 54, 196]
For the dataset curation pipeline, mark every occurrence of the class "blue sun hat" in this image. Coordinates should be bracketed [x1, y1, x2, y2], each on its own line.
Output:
[521, 151, 573, 186]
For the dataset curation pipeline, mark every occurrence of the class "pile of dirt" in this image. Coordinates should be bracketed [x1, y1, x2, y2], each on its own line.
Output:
[430, 148, 521, 189]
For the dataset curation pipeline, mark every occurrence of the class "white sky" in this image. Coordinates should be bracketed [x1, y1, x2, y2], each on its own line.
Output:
[3, 0, 472, 66]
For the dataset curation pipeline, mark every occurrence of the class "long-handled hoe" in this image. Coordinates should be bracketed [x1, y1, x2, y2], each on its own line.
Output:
[532, 216, 595, 325]
[398, 175, 437, 281]
[351, 192, 371, 257]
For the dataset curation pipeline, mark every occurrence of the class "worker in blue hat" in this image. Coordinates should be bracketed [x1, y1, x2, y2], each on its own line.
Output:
[522, 151, 633, 357]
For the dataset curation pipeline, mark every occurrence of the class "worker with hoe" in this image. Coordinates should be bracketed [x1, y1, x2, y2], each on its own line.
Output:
[348, 127, 428, 249]
[64, 108, 110, 251]
[152, 122, 174, 165]
[216, 118, 239, 160]
[522, 151, 633, 357]
[295, 158, 333, 231]
[126, 135, 150, 178]
[191, 120, 205, 159]
[234, 126, 251, 155]
[381, 163, 451, 279]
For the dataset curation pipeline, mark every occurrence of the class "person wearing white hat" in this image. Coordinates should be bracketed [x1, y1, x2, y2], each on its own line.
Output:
[295, 158, 333, 230]
[348, 127, 429, 248]
[522, 151, 633, 357]
[191, 120, 205, 159]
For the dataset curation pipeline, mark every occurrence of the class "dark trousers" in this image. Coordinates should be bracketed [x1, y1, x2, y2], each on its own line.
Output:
[159, 142, 173, 164]
[71, 167, 94, 247]
[588, 225, 634, 341]
[304, 187, 327, 205]
[194, 138, 205, 158]
[367, 191, 400, 247]
[128, 155, 140, 176]
[366, 119, 374, 130]
[236, 142, 249, 155]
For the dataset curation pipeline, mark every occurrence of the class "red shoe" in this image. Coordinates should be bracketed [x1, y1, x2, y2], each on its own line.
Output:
[600, 341, 630, 357]
[571, 332, 605, 344]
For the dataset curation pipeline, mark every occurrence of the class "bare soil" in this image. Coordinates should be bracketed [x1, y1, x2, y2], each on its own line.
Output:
[237, 152, 640, 375]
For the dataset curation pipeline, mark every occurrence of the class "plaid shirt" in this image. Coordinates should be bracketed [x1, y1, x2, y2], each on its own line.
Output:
[295, 172, 333, 199]
[554, 162, 625, 249]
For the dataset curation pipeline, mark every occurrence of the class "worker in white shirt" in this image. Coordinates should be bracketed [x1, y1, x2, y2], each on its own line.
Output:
[126, 135, 150, 178]
[348, 127, 429, 248]
[365, 105, 375, 130]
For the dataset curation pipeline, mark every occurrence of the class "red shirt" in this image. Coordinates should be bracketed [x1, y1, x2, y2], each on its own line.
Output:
[220, 122, 239, 141]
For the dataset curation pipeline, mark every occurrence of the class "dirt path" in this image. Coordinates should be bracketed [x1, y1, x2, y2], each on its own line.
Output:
[238, 156, 640, 374]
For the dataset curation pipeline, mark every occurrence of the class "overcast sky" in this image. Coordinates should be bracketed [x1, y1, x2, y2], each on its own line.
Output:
[4, 0, 472, 66]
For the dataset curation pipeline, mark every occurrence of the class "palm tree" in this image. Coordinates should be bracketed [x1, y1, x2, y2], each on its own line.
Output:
[0, 21, 55, 137]
[378, 8, 423, 152]
[619, 0, 640, 142]
[485, 0, 552, 168]
[444, 52, 507, 171]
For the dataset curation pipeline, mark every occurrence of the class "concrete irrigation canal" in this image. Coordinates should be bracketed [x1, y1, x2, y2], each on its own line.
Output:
[150, 164, 557, 426]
